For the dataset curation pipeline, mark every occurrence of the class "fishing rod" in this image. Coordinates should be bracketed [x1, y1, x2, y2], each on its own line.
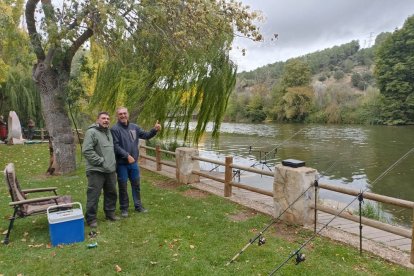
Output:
[226, 155, 340, 266]
[268, 147, 414, 275]
[226, 185, 314, 266]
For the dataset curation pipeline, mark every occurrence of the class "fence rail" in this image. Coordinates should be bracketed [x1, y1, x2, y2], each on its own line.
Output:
[318, 182, 414, 209]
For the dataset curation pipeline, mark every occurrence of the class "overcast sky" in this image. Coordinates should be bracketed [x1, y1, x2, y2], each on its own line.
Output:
[230, 0, 414, 72]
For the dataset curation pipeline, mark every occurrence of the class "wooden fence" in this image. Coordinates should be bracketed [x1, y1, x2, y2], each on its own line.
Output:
[139, 144, 414, 264]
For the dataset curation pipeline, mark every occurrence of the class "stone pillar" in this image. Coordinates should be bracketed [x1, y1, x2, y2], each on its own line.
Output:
[175, 147, 200, 184]
[139, 139, 147, 165]
[273, 164, 317, 226]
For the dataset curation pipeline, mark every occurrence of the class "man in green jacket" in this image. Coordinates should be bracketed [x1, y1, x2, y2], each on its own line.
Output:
[82, 112, 119, 228]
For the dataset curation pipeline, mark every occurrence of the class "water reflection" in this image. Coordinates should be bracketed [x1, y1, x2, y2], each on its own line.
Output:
[185, 122, 414, 227]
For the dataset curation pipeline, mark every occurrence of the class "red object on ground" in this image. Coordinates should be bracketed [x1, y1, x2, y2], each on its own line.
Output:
[0, 125, 7, 140]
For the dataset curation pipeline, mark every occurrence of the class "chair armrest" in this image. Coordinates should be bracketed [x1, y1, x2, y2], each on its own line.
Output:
[9, 195, 60, 206]
[22, 187, 58, 193]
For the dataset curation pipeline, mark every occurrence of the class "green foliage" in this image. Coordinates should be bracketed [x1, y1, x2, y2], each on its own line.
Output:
[318, 74, 327, 82]
[224, 92, 249, 122]
[0, 66, 41, 125]
[333, 69, 345, 80]
[0, 0, 41, 123]
[304, 40, 360, 74]
[246, 93, 267, 122]
[268, 60, 313, 122]
[351, 71, 374, 90]
[280, 86, 314, 122]
[375, 15, 414, 124]
[281, 59, 311, 88]
[354, 201, 389, 223]
[84, 0, 261, 143]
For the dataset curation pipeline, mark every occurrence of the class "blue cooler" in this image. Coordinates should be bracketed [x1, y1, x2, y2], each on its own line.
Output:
[47, 202, 85, 246]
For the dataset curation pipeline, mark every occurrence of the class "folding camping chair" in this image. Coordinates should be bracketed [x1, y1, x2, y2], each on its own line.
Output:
[3, 163, 72, 244]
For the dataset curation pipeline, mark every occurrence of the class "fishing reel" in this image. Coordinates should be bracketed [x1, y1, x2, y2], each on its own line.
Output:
[258, 236, 266, 246]
[295, 251, 306, 265]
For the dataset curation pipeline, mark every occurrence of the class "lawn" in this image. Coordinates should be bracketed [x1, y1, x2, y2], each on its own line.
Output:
[0, 143, 411, 275]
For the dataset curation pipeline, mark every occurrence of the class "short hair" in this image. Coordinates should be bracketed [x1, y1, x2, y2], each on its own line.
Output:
[97, 111, 109, 118]
[116, 107, 128, 114]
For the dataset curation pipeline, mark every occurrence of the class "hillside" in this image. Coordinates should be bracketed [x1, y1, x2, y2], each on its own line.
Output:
[224, 37, 392, 124]
[235, 40, 375, 95]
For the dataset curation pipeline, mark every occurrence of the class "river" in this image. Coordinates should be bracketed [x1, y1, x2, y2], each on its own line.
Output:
[185, 122, 414, 227]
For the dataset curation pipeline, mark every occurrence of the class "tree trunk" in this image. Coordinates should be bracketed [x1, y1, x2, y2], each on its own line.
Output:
[36, 67, 76, 174]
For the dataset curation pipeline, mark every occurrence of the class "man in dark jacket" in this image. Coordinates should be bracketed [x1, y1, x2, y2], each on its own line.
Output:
[111, 107, 161, 217]
[82, 112, 119, 228]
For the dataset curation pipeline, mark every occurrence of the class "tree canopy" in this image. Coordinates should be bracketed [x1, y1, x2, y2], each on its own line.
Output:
[0, 0, 41, 123]
[375, 15, 414, 124]
[21, 0, 262, 173]
[88, 0, 261, 142]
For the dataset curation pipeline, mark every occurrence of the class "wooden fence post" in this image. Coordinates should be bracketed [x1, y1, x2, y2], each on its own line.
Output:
[156, 145, 161, 171]
[41, 128, 45, 141]
[224, 156, 233, 197]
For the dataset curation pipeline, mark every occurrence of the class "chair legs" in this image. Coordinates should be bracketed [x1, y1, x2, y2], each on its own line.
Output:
[3, 207, 18, 245]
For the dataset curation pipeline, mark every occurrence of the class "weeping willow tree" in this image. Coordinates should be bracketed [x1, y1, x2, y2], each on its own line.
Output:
[23, 0, 261, 173]
[92, 45, 237, 143]
[90, 0, 261, 144]
[0, 1, 41, 123]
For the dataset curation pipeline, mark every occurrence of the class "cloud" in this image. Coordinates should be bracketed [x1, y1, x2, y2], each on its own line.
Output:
[231, 0, 414, 71]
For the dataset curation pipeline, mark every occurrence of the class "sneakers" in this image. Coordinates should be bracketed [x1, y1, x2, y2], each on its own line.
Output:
[105, 214, 120, 221]
[88, 220, 98, 228]
[135, 206, 148, 213]
[121, 210, 128, 218]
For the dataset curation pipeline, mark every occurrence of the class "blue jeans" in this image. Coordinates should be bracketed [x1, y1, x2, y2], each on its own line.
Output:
[116, 162, 141, 210]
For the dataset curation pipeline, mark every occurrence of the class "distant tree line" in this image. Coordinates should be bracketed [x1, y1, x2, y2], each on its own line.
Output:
[226, 15, 414, 125]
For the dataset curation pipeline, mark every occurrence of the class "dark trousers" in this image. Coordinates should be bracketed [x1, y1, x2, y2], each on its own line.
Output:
[85, 171, 117, 223]
[116, 162, 141, 210]
[27, 127, 35, 140]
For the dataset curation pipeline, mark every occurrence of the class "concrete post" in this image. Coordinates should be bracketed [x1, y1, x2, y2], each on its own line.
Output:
[139, 139, 147, 165]
[273, 164, 317, 226]
[175, 147, 200, 184]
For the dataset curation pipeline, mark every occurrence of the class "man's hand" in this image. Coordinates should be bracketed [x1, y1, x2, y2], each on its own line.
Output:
[127, 155, 135, 164]
[154, 120, 162, 131]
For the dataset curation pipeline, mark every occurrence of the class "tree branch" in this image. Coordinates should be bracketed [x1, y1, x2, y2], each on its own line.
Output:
[65, 28, 94, 67]
[25, 0, 45, 60]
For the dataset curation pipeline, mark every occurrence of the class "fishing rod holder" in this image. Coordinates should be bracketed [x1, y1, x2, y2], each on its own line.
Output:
[232, 169, 241, 182]
[249, 148, 275, 171]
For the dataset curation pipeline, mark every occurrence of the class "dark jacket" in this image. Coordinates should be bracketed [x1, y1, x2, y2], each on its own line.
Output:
[111, 121, 157, 165]
[82, 124, 116, 173]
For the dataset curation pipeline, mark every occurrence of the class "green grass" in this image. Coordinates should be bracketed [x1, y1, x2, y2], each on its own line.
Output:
[0, 144, 411, 275]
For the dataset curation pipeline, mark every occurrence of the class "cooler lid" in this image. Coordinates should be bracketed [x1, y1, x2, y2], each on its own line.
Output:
[48, 208, 84, 224]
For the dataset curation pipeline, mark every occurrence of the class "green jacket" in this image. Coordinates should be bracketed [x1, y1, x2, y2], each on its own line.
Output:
[82, 124, 116, 173]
